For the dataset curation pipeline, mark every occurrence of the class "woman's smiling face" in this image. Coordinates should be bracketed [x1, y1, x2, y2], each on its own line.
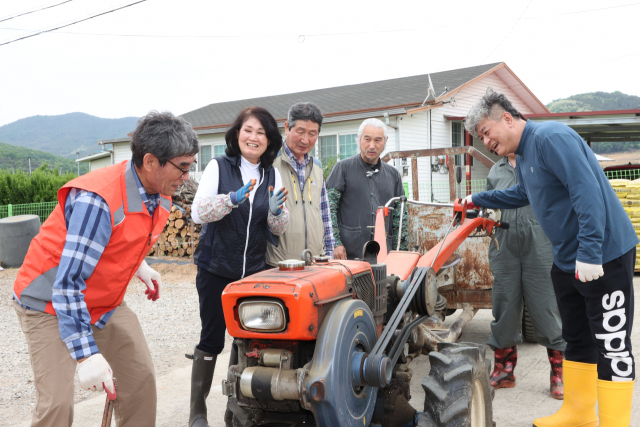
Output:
[238, 116, 269, 164]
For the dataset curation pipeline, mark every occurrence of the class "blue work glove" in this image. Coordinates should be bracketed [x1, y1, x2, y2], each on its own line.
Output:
[230, 179, 256, 206]
[269, 186, 288, 215]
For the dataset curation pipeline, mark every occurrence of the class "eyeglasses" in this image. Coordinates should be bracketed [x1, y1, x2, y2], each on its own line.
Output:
[167, 159, 197, 178]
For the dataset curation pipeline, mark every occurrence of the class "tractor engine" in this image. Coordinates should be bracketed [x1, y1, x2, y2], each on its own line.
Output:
[221, 257, 435, 427]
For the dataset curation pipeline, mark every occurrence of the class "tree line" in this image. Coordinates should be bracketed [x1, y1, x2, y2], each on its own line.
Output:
[0, 142, 90, 175]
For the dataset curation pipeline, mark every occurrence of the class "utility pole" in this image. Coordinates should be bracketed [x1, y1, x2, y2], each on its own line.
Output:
[76, 151, 80, 176]
[28, 157, 31, 176]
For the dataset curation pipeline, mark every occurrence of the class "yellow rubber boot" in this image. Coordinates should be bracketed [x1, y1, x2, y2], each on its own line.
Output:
[597, 379, 635, 427]
[533, 360, 598, 427]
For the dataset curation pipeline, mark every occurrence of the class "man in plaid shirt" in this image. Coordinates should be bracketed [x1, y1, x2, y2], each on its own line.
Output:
[13, 111, 199, 426]
[266, 102, 335, 266]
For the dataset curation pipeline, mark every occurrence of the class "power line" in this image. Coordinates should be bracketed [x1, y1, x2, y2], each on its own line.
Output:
[449, 0, 533, 106]
[478, 0, 533, 65]
[523, 2, 640, 19]
[0, 0, 74, 24]
[0, 0, 149, 47]
[0, 26, 416, 40]
[1, 1, 637, 41]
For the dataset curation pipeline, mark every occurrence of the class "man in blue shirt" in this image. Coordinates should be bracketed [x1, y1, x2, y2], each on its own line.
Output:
[465, 89, 636, 427]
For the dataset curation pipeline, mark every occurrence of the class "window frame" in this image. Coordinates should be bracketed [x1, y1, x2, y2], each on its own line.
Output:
[317, 132, 358, 163]
[199, 144, 226, 171]
[199, 145, 212, 172]
[451, 122, 473, 166]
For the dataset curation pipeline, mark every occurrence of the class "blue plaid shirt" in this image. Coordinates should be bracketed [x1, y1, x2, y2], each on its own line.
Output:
[21, 163, 159, 360]
[283, 143, 335, 257]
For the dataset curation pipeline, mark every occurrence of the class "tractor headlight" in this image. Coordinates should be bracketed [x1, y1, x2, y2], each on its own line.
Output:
[238, 300, 286, 332]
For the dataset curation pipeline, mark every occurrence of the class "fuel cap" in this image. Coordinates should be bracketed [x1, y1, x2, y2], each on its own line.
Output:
[278, 259, 305, 271]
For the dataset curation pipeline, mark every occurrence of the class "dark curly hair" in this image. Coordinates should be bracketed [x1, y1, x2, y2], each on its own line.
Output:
[225, 107, 282, 168]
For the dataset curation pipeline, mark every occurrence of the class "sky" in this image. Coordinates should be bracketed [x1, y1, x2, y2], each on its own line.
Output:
[0, 0, 639, 127]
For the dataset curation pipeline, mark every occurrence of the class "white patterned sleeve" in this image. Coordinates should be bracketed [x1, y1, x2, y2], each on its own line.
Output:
[195, 194, 234, 223]
[192, 159, 231, 224]
[267, 207, 289, 236]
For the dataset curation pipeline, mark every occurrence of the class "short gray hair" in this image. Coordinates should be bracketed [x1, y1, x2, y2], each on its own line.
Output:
[357, 118, 388, 140]
[130, 111, 199, 168]
[465, 88, 524, 138]
[287, 102, 323, 131]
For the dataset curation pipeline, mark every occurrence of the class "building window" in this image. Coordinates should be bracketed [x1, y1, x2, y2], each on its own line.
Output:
[200, 145, 226, 171]
[214, 144, 226, 157]
[339, 134, 357, 158]
[451, 123, 473, 166]
[451, 122, 462, 166]
[319, 135, 337, 164]
[318, 133, 357, 163]
[200, 146, 211, 171]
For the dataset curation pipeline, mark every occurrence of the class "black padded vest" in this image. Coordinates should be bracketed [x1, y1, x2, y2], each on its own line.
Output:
[194, 155, 275, 279]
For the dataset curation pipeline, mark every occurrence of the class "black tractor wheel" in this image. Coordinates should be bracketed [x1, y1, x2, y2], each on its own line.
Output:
[421, 342, 493, 427]
[522, 299, 537, 343]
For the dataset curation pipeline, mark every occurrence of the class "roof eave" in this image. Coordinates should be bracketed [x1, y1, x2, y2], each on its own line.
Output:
[192, 103, 420, 132]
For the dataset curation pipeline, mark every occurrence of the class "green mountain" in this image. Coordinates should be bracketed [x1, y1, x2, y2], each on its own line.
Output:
[0, 142, 90, 174]
[0, 112, 137, 159]
[547, 91, 640, 113]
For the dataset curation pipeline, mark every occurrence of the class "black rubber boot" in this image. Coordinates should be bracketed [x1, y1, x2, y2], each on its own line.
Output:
[188, 347, 217, 427]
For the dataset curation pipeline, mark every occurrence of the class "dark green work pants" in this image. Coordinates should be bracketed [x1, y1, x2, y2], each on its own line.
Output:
[487, 219, 566, 351]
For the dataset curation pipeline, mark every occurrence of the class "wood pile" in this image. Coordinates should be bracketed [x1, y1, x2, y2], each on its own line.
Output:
[172, 178, 198, 209]
[148, 205, 202, 257]
[148, 178, 203, 258]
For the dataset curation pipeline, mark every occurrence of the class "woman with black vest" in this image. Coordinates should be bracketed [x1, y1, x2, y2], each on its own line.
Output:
[188, 107, 288, 427]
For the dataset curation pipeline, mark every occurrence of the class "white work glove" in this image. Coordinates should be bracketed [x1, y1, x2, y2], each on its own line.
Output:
[463, 195, 477, 208]
[78, 353, 116, 400]
[575, 260, 604, 282]
[486, 209, 501, 222]
[135, 259, 161, 301]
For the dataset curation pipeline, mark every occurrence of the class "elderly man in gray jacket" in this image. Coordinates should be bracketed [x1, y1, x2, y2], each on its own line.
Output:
[485, 153, 566, 400]
[327, 118, 408, 260]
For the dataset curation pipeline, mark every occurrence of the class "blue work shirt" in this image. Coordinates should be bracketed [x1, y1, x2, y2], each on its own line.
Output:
[473, 120, 638, 273]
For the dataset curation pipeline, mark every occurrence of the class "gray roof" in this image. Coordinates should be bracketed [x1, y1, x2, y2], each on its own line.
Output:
[180, 63, 501, 128]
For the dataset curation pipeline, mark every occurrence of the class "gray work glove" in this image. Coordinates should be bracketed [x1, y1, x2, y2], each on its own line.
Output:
[269, 186, 288, 215]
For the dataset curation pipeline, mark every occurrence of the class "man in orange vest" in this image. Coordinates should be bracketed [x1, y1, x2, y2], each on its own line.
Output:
[13, 111, 199, 426]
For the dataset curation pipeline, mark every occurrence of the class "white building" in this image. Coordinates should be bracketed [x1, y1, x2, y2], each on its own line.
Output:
[80, 62, 550, 200]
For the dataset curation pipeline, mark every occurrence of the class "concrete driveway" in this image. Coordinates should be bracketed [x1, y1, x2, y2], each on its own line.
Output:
[20, 276, 640, 427]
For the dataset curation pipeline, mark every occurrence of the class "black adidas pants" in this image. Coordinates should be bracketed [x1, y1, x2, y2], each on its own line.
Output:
[551, 248, 636, 381]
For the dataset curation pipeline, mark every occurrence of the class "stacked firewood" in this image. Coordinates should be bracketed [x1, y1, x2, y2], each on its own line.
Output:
[149, 205, 202, 257]
[148, 178, 202, 257]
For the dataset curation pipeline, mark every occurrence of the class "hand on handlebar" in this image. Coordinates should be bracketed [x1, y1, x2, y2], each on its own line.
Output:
[463, 195, 477, 209]
[486, 209, 501, 222]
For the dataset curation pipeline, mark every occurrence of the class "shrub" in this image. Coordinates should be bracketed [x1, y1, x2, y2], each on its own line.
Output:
[0, 163, 76, 205]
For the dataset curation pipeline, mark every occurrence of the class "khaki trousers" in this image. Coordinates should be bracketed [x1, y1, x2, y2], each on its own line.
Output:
[14, 300, 156, 426]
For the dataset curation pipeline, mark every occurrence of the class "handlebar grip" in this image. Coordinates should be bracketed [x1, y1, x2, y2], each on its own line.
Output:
[497, 222, 510, 230]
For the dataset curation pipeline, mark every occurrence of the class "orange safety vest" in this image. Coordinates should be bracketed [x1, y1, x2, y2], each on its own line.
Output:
[13, 160, 171, 323]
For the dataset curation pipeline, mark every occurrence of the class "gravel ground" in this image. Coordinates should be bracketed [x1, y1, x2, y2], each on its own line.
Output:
[0, 261, 204, 426]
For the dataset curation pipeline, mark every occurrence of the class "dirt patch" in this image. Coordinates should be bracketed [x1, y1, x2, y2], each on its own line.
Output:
[0, 261, 201, 426]
[150, 262, 198, 284]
